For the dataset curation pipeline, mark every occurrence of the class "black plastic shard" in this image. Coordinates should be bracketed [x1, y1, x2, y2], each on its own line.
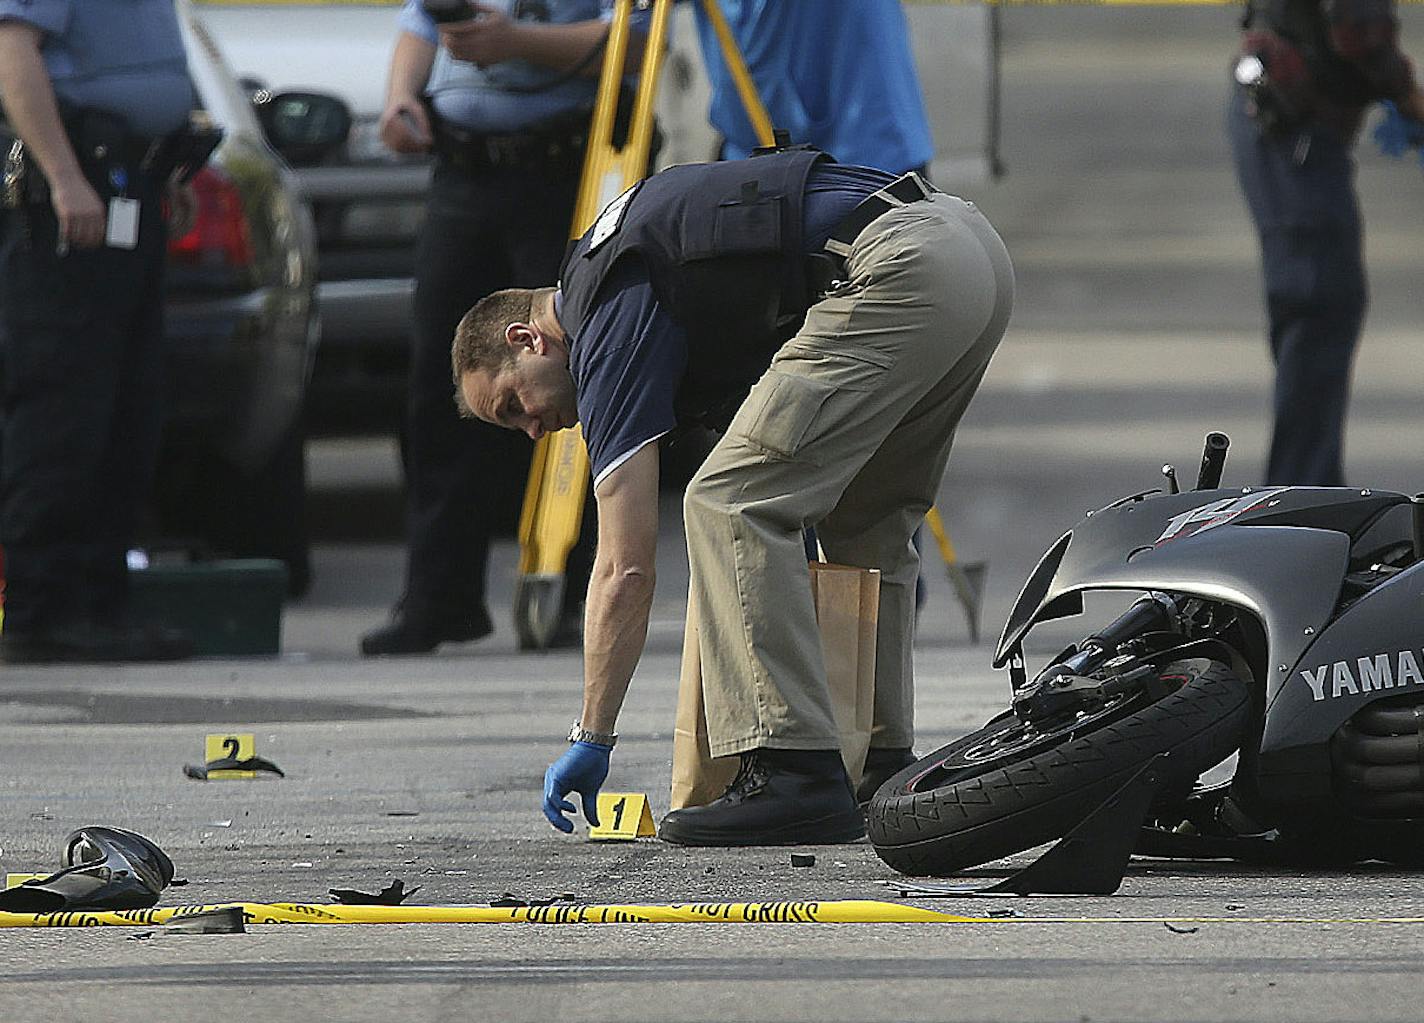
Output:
[183, 754, 286, 780]
[884, 754, 1168, 898]
[0, 826, 175, 913]
[489, 892, 576, 908]
[163, 907, 246, 934]
[329, 880, 421, 905]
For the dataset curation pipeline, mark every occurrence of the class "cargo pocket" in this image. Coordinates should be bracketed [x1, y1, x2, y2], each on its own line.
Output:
[729, 370, 837, 461]
[730, 344, 895, 462]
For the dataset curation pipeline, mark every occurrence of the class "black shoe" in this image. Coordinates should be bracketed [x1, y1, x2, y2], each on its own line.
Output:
[855, 746, 917, 805]
[658, 748, 865, 847]
[359, 605, 493, 656]
[0, 621, 192, 664]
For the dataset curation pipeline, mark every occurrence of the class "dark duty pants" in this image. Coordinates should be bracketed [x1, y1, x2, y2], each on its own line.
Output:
[1228, 89, 1366, 487]
[0, 182, 168, 632]
[400, 160, 592, 623]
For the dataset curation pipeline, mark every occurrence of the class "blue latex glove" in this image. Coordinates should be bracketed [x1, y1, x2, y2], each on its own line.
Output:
[1373, 100, 1424, 163]
[542, 740, 611, 833]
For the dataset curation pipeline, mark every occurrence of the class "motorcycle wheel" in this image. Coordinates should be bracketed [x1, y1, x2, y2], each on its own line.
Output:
[867, 658, 1250, 876]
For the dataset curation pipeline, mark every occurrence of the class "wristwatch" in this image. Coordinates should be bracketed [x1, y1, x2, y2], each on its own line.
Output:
[567, 722, 617, 747]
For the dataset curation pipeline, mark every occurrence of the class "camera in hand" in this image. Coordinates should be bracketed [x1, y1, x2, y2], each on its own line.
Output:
[422, 0, 474, 24]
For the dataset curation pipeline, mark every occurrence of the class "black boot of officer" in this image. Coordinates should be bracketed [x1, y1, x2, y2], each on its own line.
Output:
[359, 599, 495, 656]
[658, 748, 865, 846]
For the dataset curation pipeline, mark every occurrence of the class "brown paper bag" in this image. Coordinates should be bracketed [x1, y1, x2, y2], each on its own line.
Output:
[670, 562, 880, 810]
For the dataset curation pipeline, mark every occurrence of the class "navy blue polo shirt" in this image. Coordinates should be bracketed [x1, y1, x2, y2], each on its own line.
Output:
[566, 162, 895, 487]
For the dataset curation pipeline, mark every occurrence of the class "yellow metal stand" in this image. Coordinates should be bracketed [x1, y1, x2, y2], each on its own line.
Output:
[924, 507, 987, 643]
[514, 0, 774, 648]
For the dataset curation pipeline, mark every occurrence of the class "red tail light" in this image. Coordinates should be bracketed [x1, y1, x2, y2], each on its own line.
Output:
[167, 165, 254, 268]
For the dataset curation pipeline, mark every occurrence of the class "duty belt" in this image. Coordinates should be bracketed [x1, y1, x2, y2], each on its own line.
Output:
[810, 171, 940, 295]
[432, 120, 587, 175]
[0, 116, 221, 209]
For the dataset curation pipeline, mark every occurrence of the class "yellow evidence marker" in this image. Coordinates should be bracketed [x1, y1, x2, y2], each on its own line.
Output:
[205, 733, 257, 780]
[588, 793, 656, 840]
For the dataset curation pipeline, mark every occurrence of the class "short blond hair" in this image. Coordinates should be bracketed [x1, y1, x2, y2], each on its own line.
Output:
[451, 287, 554, 384]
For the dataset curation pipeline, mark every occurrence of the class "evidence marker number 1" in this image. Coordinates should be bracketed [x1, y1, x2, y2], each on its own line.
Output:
[588, 793, 656, 840]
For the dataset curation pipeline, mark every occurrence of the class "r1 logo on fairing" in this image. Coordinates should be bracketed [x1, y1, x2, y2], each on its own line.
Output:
[1154, 488, 1291, 546]
[1299, 648, 1424, 701]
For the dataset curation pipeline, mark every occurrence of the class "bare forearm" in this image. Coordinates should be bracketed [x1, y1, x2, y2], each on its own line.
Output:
[579, 561, 655, 734]
[0, 29, 86, 191]
[387, 31, 437, 102]
[510, 19, 645, 77]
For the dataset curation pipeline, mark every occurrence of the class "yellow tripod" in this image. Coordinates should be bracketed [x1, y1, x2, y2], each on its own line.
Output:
[514, 0, 767, 648]
[514, 0, 985, 647]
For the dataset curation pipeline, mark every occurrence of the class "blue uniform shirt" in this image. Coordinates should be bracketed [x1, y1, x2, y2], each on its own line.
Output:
[568, 162, 895, 486]
[399, 0, 648, 133]
[0, 0, 192, 138]
[694, 0, 933, 175]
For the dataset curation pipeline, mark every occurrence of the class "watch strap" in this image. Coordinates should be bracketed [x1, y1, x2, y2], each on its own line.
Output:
[568, 723, 616, 747]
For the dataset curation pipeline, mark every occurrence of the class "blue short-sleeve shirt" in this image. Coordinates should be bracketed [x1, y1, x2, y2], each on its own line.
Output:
[0, 0, 192, 137]
[693, 0, 933, 174]
[566, 161, 895, 486]
[567, 260, 688, 488]
[398, 0, 649, 133]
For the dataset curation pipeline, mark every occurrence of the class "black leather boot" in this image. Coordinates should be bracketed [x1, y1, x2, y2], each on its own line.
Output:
[855, 746, 917, 805]
[658, 748, 865, 846]
[359, 603, 493, 656]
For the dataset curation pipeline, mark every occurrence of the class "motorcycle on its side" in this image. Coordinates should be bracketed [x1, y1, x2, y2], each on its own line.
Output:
[868, 434, 1424, 875]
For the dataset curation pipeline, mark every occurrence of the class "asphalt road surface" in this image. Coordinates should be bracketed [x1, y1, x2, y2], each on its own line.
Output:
[4, 9, 1424, 1022]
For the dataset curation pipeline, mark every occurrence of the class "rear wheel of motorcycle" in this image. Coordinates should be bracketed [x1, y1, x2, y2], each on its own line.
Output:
[867, 658, 1250, 876]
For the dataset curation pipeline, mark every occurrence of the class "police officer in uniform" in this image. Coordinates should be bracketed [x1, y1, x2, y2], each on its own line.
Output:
[361, 0, 648, 656]
[0, 0, 197, 662]
[1230, 0, 1424, 486]
[453, 149, 1014, 845]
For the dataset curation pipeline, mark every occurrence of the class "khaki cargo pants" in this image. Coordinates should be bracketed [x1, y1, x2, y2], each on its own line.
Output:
[684, 192, 1014, 758]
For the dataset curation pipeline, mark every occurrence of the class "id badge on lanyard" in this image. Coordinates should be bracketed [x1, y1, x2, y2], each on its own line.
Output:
[105, 167, 139, 250]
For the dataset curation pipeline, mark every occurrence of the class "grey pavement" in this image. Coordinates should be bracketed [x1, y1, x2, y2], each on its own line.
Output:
[5, 8, 1424, 1022]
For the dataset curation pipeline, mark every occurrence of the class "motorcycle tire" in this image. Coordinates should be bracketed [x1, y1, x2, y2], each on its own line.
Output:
[867, 658, 1250, 876]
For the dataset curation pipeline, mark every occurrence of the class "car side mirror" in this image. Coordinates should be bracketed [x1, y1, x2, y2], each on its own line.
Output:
[253, 90, 352, 166]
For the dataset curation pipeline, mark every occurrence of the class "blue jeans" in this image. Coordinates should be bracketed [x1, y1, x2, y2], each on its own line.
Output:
[1228, 89, 1366, 487]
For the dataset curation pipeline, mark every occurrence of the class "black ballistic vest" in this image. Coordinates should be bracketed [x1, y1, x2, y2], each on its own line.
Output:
[557, 148, 830, 428]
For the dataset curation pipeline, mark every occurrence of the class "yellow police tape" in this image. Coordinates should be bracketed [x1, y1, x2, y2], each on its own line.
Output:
[4, 900, 1424, 928]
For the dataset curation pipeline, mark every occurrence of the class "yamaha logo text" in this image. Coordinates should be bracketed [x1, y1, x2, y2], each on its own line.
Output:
[1299, 648, 1424, 702]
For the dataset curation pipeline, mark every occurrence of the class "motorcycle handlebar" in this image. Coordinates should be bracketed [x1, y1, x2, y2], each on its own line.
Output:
[1195, 432, 1230, 491]
[1049, 595, 1174, 680]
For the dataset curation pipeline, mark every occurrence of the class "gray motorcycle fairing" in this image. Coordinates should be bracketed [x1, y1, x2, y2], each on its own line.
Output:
[1256, 561, 1424, 815]
[994, 488, 1412, 710]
